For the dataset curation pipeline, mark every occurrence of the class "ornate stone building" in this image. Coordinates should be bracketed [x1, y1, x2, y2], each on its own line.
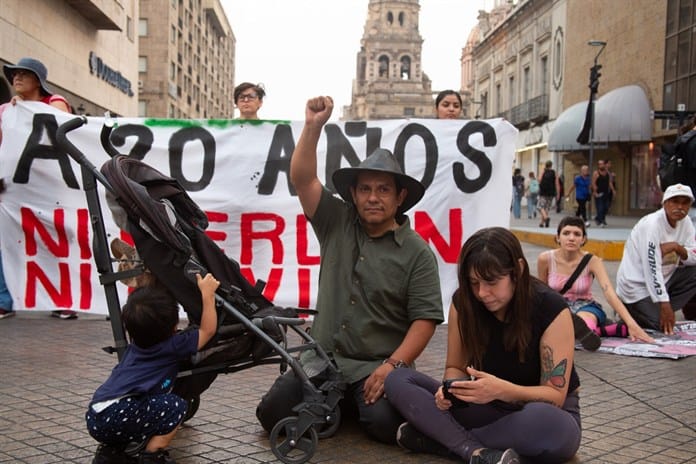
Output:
[463, 0, 669, 216]
[343, 0, 434, 120]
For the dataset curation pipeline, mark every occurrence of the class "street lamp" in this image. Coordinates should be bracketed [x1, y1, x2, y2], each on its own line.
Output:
[577, 40, 606, 223]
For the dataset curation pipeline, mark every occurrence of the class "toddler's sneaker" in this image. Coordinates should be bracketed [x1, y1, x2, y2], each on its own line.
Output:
[138, 448, 176, 464]
[92, 443, 137, 464]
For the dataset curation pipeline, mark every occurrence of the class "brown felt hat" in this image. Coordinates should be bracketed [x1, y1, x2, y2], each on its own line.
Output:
[331, 148, 425, 214]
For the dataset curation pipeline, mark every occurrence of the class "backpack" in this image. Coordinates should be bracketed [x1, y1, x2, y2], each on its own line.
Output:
[659, 130, 696, 191]
[539, 169, 556, 196]
[529, 179, 539, 195]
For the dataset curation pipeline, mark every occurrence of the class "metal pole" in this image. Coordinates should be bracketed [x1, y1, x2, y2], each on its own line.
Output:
[587, 41, 606, 225]
[588, 96, 595, 223]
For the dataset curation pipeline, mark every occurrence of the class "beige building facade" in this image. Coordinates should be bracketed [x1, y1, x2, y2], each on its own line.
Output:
[464, 0, 671, 217]
[138, 0, 234, 118]
[343, 0, 434, 120]
[0, 0, 139, 116]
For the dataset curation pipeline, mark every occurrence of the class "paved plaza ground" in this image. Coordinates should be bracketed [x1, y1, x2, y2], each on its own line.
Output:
[1, 213, 695, 463]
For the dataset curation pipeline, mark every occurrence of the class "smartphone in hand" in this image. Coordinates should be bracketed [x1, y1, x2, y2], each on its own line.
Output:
[442, 376, 473, 407]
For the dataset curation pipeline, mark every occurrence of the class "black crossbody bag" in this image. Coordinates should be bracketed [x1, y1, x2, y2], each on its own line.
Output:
[559, 253, 593, 295]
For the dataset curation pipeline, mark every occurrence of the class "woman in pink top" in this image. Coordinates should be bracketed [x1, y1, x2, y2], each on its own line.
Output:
[0, 57, 71, 143]
[1, 57, 74, 320]
[538, 216, 653, 350]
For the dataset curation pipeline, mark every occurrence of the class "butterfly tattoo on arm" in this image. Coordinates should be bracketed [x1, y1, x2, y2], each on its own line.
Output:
[541, 344, 567, 388]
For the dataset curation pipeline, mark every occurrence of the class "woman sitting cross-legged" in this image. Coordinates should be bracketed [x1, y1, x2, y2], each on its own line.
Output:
[537, 216, 654, 350]
[384, 227, 582, 464]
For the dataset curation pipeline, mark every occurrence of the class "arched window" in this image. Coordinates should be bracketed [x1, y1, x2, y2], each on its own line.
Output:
[398, 12, 405, 26]
[387, 12, 393, 24]
[379, 55, 390, 78]
[400, 56, 411, 80]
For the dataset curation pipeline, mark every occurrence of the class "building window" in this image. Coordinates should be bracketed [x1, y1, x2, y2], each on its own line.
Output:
[138, 101, 148, 117]
[127, 16, 133, 41]
[398, 12, 405, 26]
[139, 56, 148, 73]
[540, 55, 548, 92]
[523, 66, 530, 101]
[171, 25, 176, 44]
[664, 0, 695, 114]
[138, 19, 148, 37]
[495, 83, 502, 115]
[387, 12, 393, 24]
[508, 75, 515, 108]
[404, 107, 415, 116]
[379, 55, 390, 77]
[400, 56, 411, 80]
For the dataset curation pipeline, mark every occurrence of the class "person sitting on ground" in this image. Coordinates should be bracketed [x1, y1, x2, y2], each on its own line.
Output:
[385, 227, 581, 464]
[616, 183, 696, 334]
[537, 216, 654, 350]
[233, 82, 265, 120]
[86, 273, 219, 464]
[1, 57, 73, 319]
[255, 96, 443, 444]
[434, 89, 463, 119]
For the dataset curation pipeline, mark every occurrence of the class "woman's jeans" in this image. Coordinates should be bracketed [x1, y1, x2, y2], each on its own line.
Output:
[0, 251, 13, 311]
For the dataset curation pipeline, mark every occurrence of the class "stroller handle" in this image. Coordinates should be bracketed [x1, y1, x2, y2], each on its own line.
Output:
[100, 112, 120, 158]
[56, 116, 116, 194]
[56, 116, 90, 166]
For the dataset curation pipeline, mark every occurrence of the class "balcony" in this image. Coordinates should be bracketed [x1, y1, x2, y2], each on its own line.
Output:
[508, 94, 549, 128]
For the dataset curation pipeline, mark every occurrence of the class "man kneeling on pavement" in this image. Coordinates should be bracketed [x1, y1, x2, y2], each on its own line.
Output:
[616, 184, 696, 334]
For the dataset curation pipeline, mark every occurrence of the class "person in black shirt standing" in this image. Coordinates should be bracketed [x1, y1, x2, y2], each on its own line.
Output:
[591, 160, 614, 227]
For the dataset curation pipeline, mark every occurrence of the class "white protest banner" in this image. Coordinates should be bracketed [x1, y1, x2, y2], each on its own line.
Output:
[0, 102, 516, 316]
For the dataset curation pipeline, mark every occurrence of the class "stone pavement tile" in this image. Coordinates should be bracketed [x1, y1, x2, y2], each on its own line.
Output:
[2, 315, 696, 463]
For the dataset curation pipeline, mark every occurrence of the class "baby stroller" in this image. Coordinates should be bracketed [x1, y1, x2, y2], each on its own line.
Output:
[56, 116, 345, 464]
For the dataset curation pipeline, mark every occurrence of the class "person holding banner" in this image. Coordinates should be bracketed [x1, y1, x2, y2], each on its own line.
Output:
[434, 90, 463, 119]
[0, 57, 72, 319]
[233, 82, 265, 119]
[255, 96, 444, 444]
[384, 227, 581, 464]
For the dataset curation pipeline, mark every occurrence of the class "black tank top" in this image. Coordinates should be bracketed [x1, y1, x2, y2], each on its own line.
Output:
[596, 172, 609, 194]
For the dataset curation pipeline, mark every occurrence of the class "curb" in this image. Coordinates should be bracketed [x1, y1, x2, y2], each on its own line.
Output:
[511, 229, 625, 261]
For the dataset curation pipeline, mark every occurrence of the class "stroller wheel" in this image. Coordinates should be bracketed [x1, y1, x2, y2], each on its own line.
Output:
[315, 405, 341, 439]
[269, 417, 318, 464]
[182, 396, 200, 423]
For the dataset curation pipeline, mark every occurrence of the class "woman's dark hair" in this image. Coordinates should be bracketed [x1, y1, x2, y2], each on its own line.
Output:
[233, 82, 265, 103]
[514, 168, 521, 175]
[435, 89, 462, 108]
[453, 227, 532, 367]
[122, 285, 180, 348]
[556, 216, 587, 238]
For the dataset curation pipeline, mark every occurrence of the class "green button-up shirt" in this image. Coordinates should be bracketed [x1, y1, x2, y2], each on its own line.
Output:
[302, 188, 443, 383]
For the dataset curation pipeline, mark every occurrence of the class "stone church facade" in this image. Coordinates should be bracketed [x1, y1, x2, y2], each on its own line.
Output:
[343, 0, 434, 121]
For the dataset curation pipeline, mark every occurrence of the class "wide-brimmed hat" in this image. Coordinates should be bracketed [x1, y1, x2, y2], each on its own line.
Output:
[3, 57, 52, 96]
[662, 183, 694, 204]
[331, 148, 425, 214]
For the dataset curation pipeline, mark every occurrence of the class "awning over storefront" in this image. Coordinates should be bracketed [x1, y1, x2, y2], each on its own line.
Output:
[548, 85, 652, 152]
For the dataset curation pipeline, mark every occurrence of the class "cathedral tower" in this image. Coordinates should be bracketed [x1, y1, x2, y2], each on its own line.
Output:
[343, 0, 433, 120]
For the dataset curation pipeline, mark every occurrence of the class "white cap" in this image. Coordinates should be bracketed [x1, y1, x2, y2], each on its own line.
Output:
[662, 183, 695, 204]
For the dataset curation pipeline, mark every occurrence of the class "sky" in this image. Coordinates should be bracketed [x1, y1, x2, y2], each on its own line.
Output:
[220, 1, 489, 120]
